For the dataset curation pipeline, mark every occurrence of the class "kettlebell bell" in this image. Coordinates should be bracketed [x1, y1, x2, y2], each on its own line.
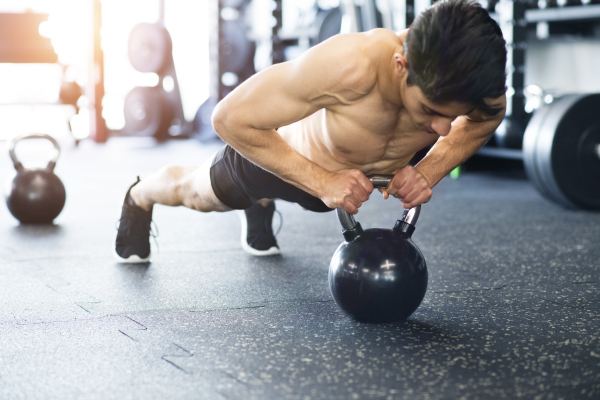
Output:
[329, 174, 428, 323]
[5, 133, 66, 224]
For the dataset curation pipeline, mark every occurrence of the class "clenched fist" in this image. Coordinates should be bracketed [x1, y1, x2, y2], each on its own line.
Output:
[379, 166, 432, 209]
[319, 169, 374, 215]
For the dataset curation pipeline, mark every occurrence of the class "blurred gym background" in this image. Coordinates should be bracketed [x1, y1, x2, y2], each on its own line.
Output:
[0, 0, 208, 142]
[1, 0, 600, 210]
[1, 0, 600, 142]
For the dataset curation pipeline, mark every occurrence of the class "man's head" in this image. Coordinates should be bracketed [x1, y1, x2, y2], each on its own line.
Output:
[403, 0, 506, 116]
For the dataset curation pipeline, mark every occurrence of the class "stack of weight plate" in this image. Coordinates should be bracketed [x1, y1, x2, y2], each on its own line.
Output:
[522, 93, 600, 210]
[123, 23, 182, 140]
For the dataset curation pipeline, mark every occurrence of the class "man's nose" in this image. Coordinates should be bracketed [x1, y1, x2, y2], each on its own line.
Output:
[430, 116, 453, 137]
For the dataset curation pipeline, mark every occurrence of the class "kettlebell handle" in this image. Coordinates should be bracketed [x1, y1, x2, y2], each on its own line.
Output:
[9, 133, 61, 172]
[336, 174, 421, 233]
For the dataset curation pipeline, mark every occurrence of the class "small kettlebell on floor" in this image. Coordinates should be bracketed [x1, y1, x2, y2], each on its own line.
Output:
[329, 175, 428, 323]
[5, 133, 66, 224]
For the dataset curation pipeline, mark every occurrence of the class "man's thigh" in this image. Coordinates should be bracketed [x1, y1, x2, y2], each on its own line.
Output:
[210, 145, 333, 212]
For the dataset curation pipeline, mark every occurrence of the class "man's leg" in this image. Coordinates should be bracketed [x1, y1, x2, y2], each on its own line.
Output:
[115, 153, 279, 262]
[236, 200, 280, 257]
[130, 156, 279, 256]
[115, 155, 232, 263]
[131, 156, 231, 213]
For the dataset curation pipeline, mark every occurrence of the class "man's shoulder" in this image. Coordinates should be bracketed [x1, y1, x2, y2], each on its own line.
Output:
[304, 34, 376, 96]
[323, 29, 401, 57]
[328, 30, 399, 86]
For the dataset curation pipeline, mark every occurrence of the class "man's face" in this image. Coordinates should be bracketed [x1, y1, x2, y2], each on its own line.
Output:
[402, 84, 474, 137]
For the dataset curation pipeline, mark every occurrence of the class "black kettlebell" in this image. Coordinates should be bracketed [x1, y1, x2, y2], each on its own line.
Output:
[5, 133, 66, 224]
[329, 175, 428, 323]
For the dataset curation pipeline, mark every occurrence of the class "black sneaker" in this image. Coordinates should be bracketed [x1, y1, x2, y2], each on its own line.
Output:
[237, 202, 280, 256]
[115, 178, 154, 263]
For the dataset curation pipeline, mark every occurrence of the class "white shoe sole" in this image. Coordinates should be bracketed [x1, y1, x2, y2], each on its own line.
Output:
[236, 210, 280, 256]
[114, 249, 151, 263]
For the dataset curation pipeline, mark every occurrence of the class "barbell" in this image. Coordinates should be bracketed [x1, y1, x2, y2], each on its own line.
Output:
[523, 93, 600, 210]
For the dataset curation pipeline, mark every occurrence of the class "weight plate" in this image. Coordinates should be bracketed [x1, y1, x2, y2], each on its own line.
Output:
[123, 86, 173, 140]
[128, 23, 172, 74]
[220, 20, 253, 73]
[522, 96, 558, 203]
[494, 116, 524, 149]
[315, 7, 342, 44]
[523, 93, 600, 210]
[192, 97, 220, 142]
[59, 81, 82, 107]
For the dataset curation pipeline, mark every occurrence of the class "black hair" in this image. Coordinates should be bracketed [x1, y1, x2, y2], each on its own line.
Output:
[404, 0, 507, 116]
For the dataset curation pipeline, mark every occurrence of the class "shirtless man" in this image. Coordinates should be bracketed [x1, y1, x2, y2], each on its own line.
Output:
[115, 0, 507, 262]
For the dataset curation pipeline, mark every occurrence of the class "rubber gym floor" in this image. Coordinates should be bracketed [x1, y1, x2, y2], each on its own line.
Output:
[0, 137, 598, 400]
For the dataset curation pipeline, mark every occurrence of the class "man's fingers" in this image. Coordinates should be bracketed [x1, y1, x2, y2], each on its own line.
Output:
[357, 185, 370, 202]
[402, 189, 432, 209]
[386, 166, 411, 196]
[357, 172, 374, 196]
[342, 199, 359, 214]
[399, 177, 429, 202]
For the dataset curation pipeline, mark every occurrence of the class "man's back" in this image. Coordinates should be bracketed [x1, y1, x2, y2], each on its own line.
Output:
[249, 29, 437, 174]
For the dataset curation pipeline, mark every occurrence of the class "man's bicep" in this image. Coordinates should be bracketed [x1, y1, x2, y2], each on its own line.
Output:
[216, 33, 372, 131]
[217, 37, 359, 131]
[216, 63, 325, 131]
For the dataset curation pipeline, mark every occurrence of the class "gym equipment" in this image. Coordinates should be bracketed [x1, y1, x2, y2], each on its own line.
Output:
[127, 23, 172, 74]
[313, 7, 343, 45]
[221, 20, 255, 74]
[523, 93, 600, 210]
[125, 7, 187, 140]
[5, 134, 66, 224]
[123, 86, 174, 140]
[192, 98, 220, 142]
[329, 175, 428, 323]
[494, 116, 525, 149]
[58, 81, 82, 108]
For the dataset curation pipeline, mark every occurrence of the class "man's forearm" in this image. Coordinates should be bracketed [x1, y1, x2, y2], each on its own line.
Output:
[415, 117, 499, 187]
[214, 123, 330, 198]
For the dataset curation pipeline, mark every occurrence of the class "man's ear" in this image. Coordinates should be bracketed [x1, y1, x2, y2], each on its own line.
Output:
[394, 53, 409, 72]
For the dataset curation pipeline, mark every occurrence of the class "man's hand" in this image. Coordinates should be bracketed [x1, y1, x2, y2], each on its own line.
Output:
[380, 166, 432, 209]
[319, 170, 374, 215]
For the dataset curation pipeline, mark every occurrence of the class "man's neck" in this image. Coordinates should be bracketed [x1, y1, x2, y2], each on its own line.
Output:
[379, 55, 406, 109]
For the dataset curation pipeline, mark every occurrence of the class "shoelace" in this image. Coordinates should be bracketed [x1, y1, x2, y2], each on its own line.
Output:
[273, 209, 283, 236]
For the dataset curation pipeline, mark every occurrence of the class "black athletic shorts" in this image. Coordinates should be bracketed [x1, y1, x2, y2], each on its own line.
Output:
[210, 145, 333, 212]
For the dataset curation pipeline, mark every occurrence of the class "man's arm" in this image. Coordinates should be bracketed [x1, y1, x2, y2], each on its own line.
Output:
[212, 33, 378, 214]
[386, 95, 506, 208]
[416, 98, 506, 185]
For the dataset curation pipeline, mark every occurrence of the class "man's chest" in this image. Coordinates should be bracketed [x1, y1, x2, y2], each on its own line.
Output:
[323, 105, 438, 166]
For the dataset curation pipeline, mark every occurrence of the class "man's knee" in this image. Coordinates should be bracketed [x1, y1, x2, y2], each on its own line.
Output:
[158, 164, 189, 182]
[181, 162, 231, 212]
